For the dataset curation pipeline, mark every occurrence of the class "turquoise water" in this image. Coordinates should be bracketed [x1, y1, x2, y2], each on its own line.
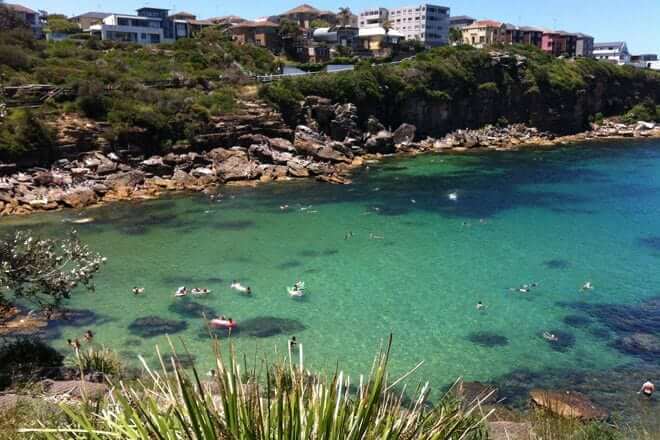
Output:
[3, 139, 660, 409]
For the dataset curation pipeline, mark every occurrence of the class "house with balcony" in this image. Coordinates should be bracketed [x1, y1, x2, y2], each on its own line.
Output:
[71, 12, 111, 30]
[593, 42, 630, 65]
[630, 54, 659, 69]
[358, 8, 389, 28]
[503, 24, 543, 48]
[4, 3, 43, 37]
[540, 30, 577, 57]
[230, 20, 281, 51]
[461, 20, 505, 48]
[86, 7, 205, 44]
[449, 15, 475, 29]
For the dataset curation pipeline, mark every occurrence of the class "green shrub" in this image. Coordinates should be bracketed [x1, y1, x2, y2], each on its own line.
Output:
[69, 346, 123, 377]
[75, 79, 109, 118]
[0, 338, 64, 389]
[622, 99, 658, 123]
[25, 338, 491, 438]
[0, 44, 31, 70]
[0, 109, 55, 162]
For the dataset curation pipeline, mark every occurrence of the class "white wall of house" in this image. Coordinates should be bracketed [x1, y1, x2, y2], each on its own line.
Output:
[358, 3, 449, 47]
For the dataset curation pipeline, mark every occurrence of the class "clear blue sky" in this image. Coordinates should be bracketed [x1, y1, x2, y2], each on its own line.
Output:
[24, 0, 660, 54]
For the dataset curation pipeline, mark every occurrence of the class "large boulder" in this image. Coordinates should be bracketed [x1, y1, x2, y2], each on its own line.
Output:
[529, 390, 608, 420]
[105, 170, 145, 189]
[330, 103, 361, 141]
[269, 137, 295, 153]
[141, 157, 172, 175]
[364, 130, 395, 154]
[393, 123, 417, 146]
[215, 155, 259, 182]
[314, 145, 350, 163]
[366, 116, 386, 135]
[40, 379, 109, 401]
[287, 158, 311, 177]
[62, 187, 97, 208]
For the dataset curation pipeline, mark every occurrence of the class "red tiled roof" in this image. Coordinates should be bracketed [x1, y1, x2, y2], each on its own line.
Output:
[281, 4, 321, 15]
[4, 3, 36, 13]
[469, 20, 503, 28]
[232, 20, 279, 29]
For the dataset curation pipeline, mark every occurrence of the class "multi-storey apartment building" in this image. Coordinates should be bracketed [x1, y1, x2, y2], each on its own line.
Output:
[358, 4, 449, 47]
[358, 8, 389, 28]
[387, 4, 449, 46]
[575, 33, 594, 57]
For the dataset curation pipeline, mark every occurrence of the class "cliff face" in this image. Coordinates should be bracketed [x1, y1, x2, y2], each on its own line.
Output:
[263, 48, 660, 137]
[367, 64, 658, 137]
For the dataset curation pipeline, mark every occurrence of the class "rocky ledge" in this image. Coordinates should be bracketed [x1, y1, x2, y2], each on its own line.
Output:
[1, 96, 659, 217]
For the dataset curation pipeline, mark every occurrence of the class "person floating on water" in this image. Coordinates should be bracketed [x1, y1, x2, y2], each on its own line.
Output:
[132, 287, 145, 295]
[476, 301, 486, 311]
[542, 332, 558, 342]
[344, 232, 354, 240]
[639, 380, 655, 398]
[294, 280, 305, 291]
[175, 286, 188, 297]
[83, 330, 94, 342]
[581, 281, 594, 292]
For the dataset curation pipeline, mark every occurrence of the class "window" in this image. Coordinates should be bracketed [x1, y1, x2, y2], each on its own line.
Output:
[141, 33, 147, 39]
[149, 33, 160, 43]
[118, 18, 129, 26]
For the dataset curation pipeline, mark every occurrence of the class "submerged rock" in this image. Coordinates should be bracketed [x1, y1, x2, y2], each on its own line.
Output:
[468, 331, 509, 347]
[168, 299, 217, 319]
[128, 316, 188, 338]
[529, 389, 608, 420]
[612, 332, 660, 360]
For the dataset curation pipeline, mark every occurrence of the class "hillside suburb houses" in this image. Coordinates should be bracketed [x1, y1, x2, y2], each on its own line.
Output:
[1, 2, 657, 69]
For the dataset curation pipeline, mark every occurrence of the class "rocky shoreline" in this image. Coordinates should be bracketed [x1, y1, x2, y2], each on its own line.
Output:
[1, 97, 659, 218]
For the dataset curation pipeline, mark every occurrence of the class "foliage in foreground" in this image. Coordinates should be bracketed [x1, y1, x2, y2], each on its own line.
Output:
[0, 230, 104, 311]
[26, 337, 492, 439]
[69, 346, 123, 378]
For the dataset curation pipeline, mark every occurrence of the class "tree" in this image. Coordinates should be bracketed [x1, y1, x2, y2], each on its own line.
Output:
[278, 18, 302, 58]
[0, 230, 104, 313]
[0, 3, 27, 31]
[449, 27, 463, 45]
[44, 14, 79, 34]
[337, 7, 352, 27]
[310, 19, 330, 29]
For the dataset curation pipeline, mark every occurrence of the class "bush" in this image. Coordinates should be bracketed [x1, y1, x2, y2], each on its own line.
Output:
[0, 109, 55, 163]
[0, 44, 30, 70]
[69, 346, 123, 377]
[31, 338, 490, 438]
[75, 79, 109, 118]
[0, 338, 64, 389]
[622, 99, 658, 123]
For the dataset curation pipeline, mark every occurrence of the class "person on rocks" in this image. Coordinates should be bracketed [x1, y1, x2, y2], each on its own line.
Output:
[639, 380, 655, 398]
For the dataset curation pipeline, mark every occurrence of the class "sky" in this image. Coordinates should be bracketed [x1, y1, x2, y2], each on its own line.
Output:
[21, 0, 660, 54]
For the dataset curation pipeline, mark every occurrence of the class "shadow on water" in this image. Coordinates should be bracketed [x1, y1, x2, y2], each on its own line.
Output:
[199, 316, 306, 339]
[560, 296, 660, 334]
[467, 331, 509, 347]
[128, 316, 188, 338]
[543, 259, 571, 269]
[276, 260, 303, 270]
[168, 299, 217, 319]
[638, 236, 660, 252]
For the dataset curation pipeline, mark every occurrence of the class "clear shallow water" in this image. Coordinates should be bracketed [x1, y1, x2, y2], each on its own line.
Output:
[3, 139, 660, 412]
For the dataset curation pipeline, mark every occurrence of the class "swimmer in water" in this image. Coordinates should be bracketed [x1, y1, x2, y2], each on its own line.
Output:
[289, 336, 297, 350]
[581, 281, 594, 291]
[639, 380, 655, 397]
[476, 301, 486, 311]
[542, 332, 558, 342]
[83, 330, 94, 342]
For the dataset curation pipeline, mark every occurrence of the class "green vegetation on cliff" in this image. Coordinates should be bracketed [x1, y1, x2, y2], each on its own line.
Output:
[0, 25, 277, 161]
[260, 45, 660, 134]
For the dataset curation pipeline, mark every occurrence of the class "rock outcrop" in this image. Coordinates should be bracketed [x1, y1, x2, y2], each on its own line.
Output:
[529, 389, 608, 420]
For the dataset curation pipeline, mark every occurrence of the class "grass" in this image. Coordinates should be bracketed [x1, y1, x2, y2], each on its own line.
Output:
[22, 335, 493, 439]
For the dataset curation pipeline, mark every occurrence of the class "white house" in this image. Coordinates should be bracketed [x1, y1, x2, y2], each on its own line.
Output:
[86, 7, 200, 45]
[593, 41, 630, 65]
